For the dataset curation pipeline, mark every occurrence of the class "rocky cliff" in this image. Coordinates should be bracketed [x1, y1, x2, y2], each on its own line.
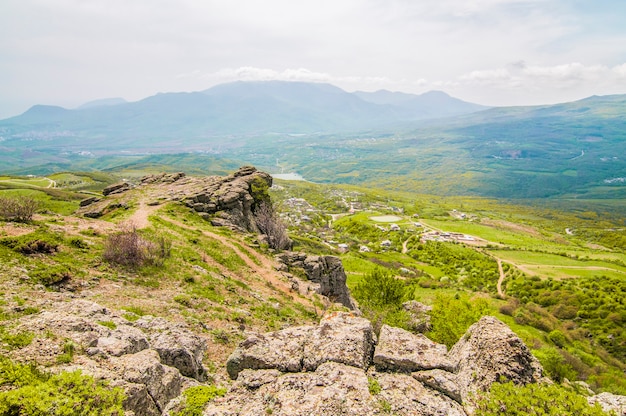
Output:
[276, 252, 359, 310]
[79, 166, 272, 233]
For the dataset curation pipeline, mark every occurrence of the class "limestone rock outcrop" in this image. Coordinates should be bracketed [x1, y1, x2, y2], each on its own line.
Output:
[213, 313, 547, 415]
[226, 312, 374, 379]
[16, 300, 207, 415]
[184, 166, 272, 232]
[276, 252, 358, 310]
[447, 316, 544, 403]
[588, 392, 626, 415]
[373, 325, 453, 372]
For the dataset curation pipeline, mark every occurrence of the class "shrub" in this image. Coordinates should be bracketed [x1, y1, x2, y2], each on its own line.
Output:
[474, 381, 612, 416]
[173, 385, 226, 416]
[427, 293, 491, 348]
[103, 226, 171, 268]
[353, 268, 408, 309]
[352, 269, 411, 333]
[0, 196, 40, 222]
[253, 202, 292, 250]
[0, 356, 124, 415]
[533, 347, 577, 383]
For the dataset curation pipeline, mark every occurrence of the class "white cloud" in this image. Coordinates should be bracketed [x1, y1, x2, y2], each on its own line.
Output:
[180, 67, 396, 90]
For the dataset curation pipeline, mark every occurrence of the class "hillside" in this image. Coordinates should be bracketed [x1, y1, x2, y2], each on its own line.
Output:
[0, 168, 625, 415]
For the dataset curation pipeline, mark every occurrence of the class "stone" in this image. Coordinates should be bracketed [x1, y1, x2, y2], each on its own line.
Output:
[374, 325, 453, 372]
[413, 369, 462, 403]
[102, 182, 131, 196]
[111, 349, 182, 413]
[447, 316, 543, 403]
[205, 362, 377, 416]
[226, 326, 314, 379]
[302, 312, 376, 371]
[588, 392, 626, 416]
[79, 196, 100, 207]
[374, 371, 467, 416]
[275, 252, 358, 310]
[95, 324, 149, 357]
[150, 328, 208, 381]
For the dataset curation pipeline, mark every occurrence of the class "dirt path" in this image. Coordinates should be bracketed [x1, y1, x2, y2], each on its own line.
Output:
[402, 236, 413, 254]
[125, 201, 160, 229]
[496, 258, 506, 298]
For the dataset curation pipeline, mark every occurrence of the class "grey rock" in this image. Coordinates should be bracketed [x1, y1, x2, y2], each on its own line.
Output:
[112, 349, 182, 413]
[205, 362, 377, 416]
[95, 324, 149, 356]
[150, 328, 208, 381]
[79, 196, 100, 207]
[276, 252, 358, 310]
[447, 316, 543, 403]
[413, 369, 462, 403]
[374, 371, 467, 416]
[237, 369, 283, 389]
[185, 166, 272, 232]
[227, 312, 375, 380]
[103, 181, 131, 196]
[226, 326, 314, 379]
[374, 325, 453, 372]
[588, 392, 626, 415]
[303, 312, 376, 371]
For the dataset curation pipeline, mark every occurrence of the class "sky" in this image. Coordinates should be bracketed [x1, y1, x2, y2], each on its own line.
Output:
[2, 0, 626, 118]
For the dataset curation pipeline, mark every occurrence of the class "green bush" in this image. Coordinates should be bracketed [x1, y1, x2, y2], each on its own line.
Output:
[103, 227, 171, 268]
[474, 381, 614, 415]
[0, 356, 124, 415]
[352, 268, 411, 332]
[427, 293, 491, 348]
[353, 268, 407, 309]
[173, 385, 226, 416]
[533, 347, 577, 383]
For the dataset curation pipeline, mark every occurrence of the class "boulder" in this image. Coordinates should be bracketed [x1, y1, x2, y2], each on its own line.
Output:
[93, 324, 149, 357]
[226, 312, 375, 379]
[205, 362, 378, 416]
[373, 325, 453, 372]
[374, 371, 467, 416]
[150, 328, 208, 381]
[303, 312, 375, 371]
[184, 166, 272, 232]
[111, 349, 182, 413]
[413, 369, 463, 403]
[102, 181, 131, 196]
[588, 392, 626, 415]
[275, 252, 358, 310]
[226, 326, 314, 379]
[447, 316, 543, 403]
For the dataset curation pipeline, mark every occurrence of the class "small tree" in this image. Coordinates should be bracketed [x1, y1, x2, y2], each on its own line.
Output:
[253, 201, 291, 250]
[0, 196, 40, 222]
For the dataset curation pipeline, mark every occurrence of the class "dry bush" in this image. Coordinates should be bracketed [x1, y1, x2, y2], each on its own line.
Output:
[103, 225, 171, 268]
[0, 196, 40, 222]
[253, 201, 292, 250]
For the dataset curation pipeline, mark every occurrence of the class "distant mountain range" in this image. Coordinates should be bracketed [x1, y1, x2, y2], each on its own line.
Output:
[1, 81, 625, 200]
[0, 81, 486, 147]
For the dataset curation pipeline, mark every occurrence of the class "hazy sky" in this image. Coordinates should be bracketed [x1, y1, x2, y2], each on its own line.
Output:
[2, 0, 626, 118]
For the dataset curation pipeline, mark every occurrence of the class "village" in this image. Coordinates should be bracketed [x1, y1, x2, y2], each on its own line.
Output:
[277, 188, 483, 254]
